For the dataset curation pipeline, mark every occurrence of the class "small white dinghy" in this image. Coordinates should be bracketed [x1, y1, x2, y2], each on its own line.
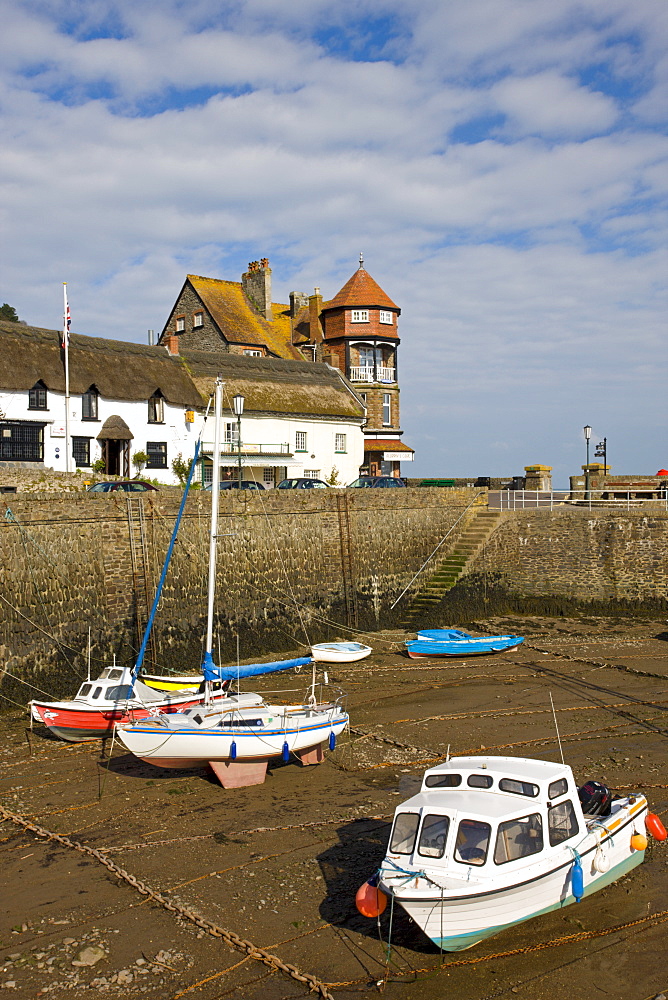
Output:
[355, 755, 666, 951]
[311, 641, 372, 663]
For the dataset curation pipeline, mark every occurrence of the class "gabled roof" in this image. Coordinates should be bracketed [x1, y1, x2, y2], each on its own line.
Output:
[0, 321, 202, 407]
[179, 348, 365, 420]
[323, 267, 400, 313]
[185, 276, 304, 361]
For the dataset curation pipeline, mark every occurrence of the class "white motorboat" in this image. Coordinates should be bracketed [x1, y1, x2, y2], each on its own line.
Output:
[311, 641, 372, 663]
[115, 377, 349, 787]
[358, 755, 664, 951]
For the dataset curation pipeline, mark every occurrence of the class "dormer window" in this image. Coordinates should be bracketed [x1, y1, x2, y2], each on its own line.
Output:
[193, 311, 203, 328]
[351, 310, 369, 323]
[379, 311, 393, 324]
[28, 381, 47, 410]
[148, 391, 164, 424]
[82, 386, 99, 421]
[175, 316, 185, 332]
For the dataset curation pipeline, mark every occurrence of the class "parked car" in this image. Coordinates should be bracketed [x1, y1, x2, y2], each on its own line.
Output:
[347, 476, 406, 488]
[276, 478, 330, 489]
[204, 481, 265, 490]
[87, 481, 158, 493]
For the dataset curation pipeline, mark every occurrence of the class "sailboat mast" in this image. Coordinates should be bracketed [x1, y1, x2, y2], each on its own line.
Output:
[205, 376, 223, 659]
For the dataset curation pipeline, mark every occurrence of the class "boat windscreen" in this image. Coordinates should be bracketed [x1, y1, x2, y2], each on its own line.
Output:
[417, 814, 450, 858]
[454, 819, 491, 866]
[425, 773, 462, 788]
[389, 813, 420, 855]
[494, 813, 543, 865]
[105, 685, 134, 701]
[499, 778, 539, 798]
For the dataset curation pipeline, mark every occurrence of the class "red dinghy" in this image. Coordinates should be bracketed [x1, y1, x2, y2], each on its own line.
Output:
[30, 665, 207, 742]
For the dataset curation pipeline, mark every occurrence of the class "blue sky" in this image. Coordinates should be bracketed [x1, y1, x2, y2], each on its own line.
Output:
[1, 0, 666, 484]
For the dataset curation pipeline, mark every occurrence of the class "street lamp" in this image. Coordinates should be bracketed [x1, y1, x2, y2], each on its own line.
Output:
[232, 394, 245, 488]
[583, 425, 591, 501]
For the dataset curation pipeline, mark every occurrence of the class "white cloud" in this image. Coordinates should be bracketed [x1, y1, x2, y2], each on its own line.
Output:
[490, 71, 618, 138]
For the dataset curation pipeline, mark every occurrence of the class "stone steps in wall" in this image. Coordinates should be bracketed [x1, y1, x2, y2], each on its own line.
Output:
[400, 509, 504, 628]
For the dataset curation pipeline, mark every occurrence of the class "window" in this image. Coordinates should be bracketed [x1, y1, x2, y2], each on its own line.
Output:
[72, 437, 91, 467]
[499, 778, 539, 798]
[146, 442, 167, 469]
[263, 468, 274, 486]
[389, 813, 419, 855]
[382, 393, 391, 425]
[243, 349, 262, 356]
[359, 392, 367, 403]
[454, 819, 491, 866]
[548, 778, 569, 800]
[148, 392, 164, 424]
[193, 311, 203, 328]
[295, 431, 307, 452]
[468, 774, 493, 788]
[82, 387, 99, 421]
[418, 814, 450, 859]
[0, 421, 44, 462]
[425, 773, 462, 788]
[175, 316, 185, 332]
[335, 433, 346, 453]
[304, 469, 321, 479]
[351, 310, 369, 323]
[494, 814, 543, 865]
[548, 801, 579, 846]
[28, 381, 47, 410]
[224, 422, 240, 445]
[379, 311, 393, 324]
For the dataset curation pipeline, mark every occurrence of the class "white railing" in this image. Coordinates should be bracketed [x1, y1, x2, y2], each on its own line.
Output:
[202, 442, 290, 455]
[495, 489, 668, 511]
[349, 366, 396, 383]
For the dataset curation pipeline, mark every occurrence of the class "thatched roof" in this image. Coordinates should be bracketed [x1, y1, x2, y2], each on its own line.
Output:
[0, 321, 203, 406]
[98, 415, 133, 440]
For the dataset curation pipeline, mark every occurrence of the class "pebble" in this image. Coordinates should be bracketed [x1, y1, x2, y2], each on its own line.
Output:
[72, 946, 105, 968]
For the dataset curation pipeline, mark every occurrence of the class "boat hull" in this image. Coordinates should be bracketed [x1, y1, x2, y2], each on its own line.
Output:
[30, 695, 206, 742]
[311, 642, 372, 663]
[406, 636, 523, 658]
[140, 674, 202, 692]
[382, 801, 647, 951]
[115, 712, 349, 768]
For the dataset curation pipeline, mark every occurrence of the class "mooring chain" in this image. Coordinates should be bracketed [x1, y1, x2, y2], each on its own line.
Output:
[348, 725, 439, 756]
[0, 804, 334, 1000]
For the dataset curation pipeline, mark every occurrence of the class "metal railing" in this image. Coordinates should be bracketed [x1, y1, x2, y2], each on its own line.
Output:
[348, 366, 396, 383]
[202, 442, 291, 456]
[495, 489, 668, 511]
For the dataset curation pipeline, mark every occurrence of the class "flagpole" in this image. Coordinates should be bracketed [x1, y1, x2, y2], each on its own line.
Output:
[63, 283, 71, 473]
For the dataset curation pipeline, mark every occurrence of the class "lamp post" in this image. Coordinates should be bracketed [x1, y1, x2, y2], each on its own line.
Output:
[232, 394, 244, 488]
[583, 425, 591, 502]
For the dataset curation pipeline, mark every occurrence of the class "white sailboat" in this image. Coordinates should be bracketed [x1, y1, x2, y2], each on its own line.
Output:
[115, 377, 349, 787]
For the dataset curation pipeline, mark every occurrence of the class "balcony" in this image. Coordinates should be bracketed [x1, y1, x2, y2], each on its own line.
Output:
[349, 366, 396, 383]
[202, 441, 291, 457]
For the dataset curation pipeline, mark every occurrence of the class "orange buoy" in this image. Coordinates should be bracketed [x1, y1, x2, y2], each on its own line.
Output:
[630, 833, 648, 851]
[646, 813, 667, 841]
[355, 879, 387, 918]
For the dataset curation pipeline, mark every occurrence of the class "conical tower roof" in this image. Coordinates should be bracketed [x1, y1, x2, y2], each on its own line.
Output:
[324, 265, 399, 313]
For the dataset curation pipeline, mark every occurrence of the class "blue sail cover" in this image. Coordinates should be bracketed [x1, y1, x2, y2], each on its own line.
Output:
[202, 654, 312, 682]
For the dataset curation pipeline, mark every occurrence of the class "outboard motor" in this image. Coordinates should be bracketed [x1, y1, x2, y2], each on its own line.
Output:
[578, 780, 612, 817]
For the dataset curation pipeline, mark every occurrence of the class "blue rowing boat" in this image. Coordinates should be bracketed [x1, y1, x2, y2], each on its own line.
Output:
[405, 629, 524, 658]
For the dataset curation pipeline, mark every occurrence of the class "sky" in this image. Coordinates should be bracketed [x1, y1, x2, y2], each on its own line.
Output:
[1, 0, 666, 485]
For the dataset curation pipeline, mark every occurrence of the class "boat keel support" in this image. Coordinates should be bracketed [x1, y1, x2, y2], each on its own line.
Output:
[296, 744, 324, 766]
[208, 760, 268, 788]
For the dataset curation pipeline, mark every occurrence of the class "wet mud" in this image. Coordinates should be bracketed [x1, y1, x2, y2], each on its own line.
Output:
[1, 614, 667, 1000]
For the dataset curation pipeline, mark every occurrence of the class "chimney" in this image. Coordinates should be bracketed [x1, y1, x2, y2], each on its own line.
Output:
[164, 334, 179, 356]
[289, 291, 309, 317]
[242, 258, 273, 321]
[309, 287, 323, 345]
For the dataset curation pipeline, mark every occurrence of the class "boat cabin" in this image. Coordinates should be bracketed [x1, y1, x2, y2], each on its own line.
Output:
[386, 756, 583, 876]
[73, 666, 165, 706]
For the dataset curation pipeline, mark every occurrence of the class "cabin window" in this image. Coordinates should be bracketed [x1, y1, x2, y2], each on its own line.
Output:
[418, 814, 450, 859]
[389, 813, 420, 855]
[425, 773, 462, 788]
[548, 778, 569, 799]
[548, 800, 579, 845]
[78, 684, 92, 697]
[499, 778, 539, 798]
[105, 685, 134, 701]
[494, 813, 543, 865]
[454, 819, 491, 866]
[92, 686, 102, 699]
[468, 774, 493, 789]
[108, 669, 123, 680]
[28, 381, 47, 410]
